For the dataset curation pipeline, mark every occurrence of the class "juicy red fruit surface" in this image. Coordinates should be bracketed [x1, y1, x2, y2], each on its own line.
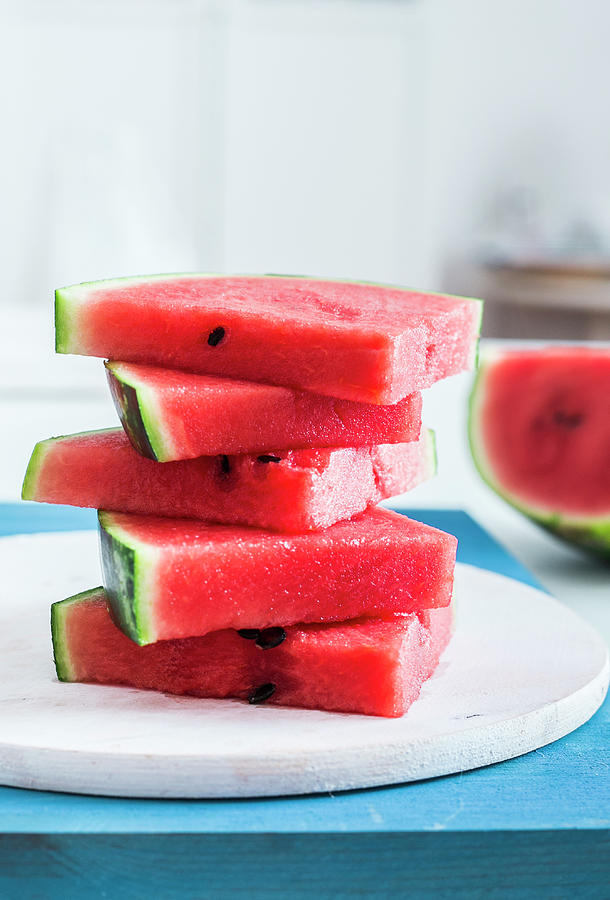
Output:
[107, 362, 423, 460]
[480, 349, 610, 515]
[65, 276, 480, 403]
[26, 429, 432, 532]
[101, 508, 457, 640]
[60, 594, 453, 717]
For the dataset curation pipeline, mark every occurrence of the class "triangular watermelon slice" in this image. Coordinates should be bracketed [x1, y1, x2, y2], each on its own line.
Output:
[22, 428, 436, 532]
[55, 274, 482, 404]
[469, 346, 610, 559]
[98, 508, 457, 645]
[52, 587, 453, 718]
[105, 361, 422, 461]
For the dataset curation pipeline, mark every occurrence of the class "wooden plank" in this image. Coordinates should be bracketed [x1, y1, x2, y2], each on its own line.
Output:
[0, 832, 608, 899]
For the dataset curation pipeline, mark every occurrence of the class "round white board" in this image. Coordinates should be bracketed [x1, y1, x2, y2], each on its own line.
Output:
[0, 531, 607, 798]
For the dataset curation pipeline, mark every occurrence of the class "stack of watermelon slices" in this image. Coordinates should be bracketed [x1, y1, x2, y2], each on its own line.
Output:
[23, 275, 482, 718]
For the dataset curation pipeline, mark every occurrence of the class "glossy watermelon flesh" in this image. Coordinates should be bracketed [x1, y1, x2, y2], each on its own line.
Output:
[22, 428, 435, 533]
[56, 275, 482, 404]
[106, 361, 423, 461]
[52, 588, 453, 718]
[470, 347, 610, 557]
[99, 508, 457, 645]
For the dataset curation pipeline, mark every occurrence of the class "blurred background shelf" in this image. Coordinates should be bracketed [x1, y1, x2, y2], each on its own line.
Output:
[449, 261, 610, 339]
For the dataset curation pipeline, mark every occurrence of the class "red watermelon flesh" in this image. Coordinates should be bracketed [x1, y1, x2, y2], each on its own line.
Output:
[99, 507, 457, 646]
[469, 347, 610, 558]
[52, 588, 453, 718]
[55, 275, 483, 404]
[22, 428, 435, 533]
[106, 361, 423, 461]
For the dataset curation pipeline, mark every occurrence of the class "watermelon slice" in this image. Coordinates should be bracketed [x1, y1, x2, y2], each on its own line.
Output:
[52, 587, 453, 717]
[98, 508, 457, 645]
[469, 346, 610, 559]
[106, 361, 423, 461]
[22, 428, 436, 532]
[55, 274, 483, 404]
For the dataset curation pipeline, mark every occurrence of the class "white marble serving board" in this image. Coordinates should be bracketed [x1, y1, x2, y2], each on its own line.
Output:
[0, 531, 607, 798]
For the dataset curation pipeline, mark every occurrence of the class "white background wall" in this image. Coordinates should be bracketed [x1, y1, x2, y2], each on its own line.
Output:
[221, 1, 429, 285]
[0, 0, 227, 306]
[1, 0, 609, 310]
[426, 0, 610, 280]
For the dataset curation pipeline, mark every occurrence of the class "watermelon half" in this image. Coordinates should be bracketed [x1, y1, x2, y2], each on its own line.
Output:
[98, 508, 457, 645]
[22, 428, 436, 532]
[106, 361, 423, 461]
[52, 587, 453, 718]
[469, 346, 610, 559]
[55, 274, 483, 404]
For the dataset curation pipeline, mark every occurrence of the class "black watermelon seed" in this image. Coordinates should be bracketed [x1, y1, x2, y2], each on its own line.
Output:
[255, 626, 287, 650]
[219, 454, 231, 475]
[248, 682, 276, 704]
[257, 454, 282, 463]
[553, 410, 584, 429]
[237, 628, 260, 640]
[207, 326, 226, 347]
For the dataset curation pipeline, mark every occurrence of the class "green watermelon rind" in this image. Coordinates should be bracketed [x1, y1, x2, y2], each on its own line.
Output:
[21, 438, 51, 501]
[469, 353, 610, 560]
[51, 586, 106, 681]
[98, 511, 158, 645]
[54, 285, 74, 356]
[55, 273, 483, 357]
[105, 361, 172, 461]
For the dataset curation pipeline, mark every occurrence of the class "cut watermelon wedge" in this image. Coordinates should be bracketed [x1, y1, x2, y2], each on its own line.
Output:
[98, 508, 457, 645]
[106, 361, 423, 461]
[469, 346, 610, 559]
[52, 587, 453, 717]
[22, 428, 436, 532]
[55, 274, 482, 404]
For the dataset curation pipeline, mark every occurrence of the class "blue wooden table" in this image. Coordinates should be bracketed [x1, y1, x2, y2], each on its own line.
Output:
[1, 504, 608, 899]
